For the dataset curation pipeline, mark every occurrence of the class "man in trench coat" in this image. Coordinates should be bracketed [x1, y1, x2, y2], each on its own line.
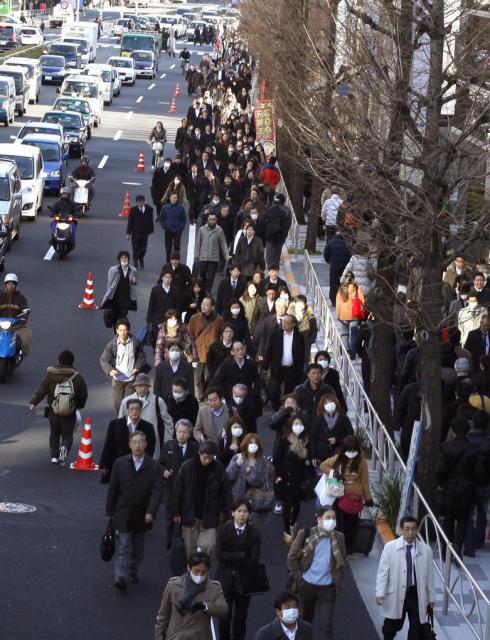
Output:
[126, 194, 154, 270]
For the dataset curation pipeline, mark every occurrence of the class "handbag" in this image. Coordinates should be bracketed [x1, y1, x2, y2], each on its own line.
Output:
[100, 517, 115, 562]
[136, 325, 149, 345]
[420, 605, 437, 640]
[235, 564, 270, 596]
[351, 295, 366, 320]
[338, 491, 364, 514]
[246, 485, 275, 512]
[103, 308, 114, 328]
[169, 524, 187, 577]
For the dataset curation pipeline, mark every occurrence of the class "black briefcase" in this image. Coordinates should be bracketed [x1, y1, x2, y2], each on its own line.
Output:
[169, 524, 187, 577]
[100, 518, 115, 562]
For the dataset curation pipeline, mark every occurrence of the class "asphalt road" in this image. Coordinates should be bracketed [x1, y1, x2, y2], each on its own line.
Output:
[0, 28, 381, 640]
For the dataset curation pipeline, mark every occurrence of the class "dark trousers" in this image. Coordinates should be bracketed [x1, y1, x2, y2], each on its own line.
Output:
[282, 491, 301, 534]
[325, 226, 337, 243]
[335, 504, 359, 554]
[465, 492, 489, 553]
[382, 587, 420, 640]
[329, 265, 345, 306]
[131, 233, 148, 265]
[199, 260, 219, 293]
[219, 586, 251, 640]
[48, 409, 76, 458]
[300, 581, 336, 640]
[164, 230, 182, 263]
[444, 505, 472, 552]
[269, 366, 301, 410]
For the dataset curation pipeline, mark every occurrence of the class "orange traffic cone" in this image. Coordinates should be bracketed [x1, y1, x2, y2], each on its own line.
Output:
[70, 418, 99, 471]
[174, 83, 181, 97]
[119, 191, 131, 218]
[78, 272, 98, 309]
[168, 99, 176, 113]
[135, 150, 145, 172]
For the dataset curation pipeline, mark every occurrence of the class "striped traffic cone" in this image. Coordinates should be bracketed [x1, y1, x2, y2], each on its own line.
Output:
[70, 418, 98, 471]
[119, 191, 131, 218]
[78, 272, 98, 309]
[168, 98, 176, 113]
[174, 83, 181, 97]
[135, 150, 145, 172]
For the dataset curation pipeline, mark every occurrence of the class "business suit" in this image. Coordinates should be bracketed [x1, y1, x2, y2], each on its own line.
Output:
[193, 404, 237, 443]
[126, 204, 154, 268]
[215, 521, 261, 640]
[215, 275, 247, 315]
[464, 328, 490, 373]
[186, 171, 204, 223]
[254, 619, 313, 640]
[99, 417, 156, 477]
[264, 327, 305, 409]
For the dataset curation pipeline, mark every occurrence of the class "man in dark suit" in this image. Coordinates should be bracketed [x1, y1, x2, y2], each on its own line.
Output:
[254, 591, 312, 640]
[154, 348, 195, 399]
[185, 162, 204, 224]
[215, 263, 247, 315]
[99, 399, 156, 481]
[263, 265, 290, 296]
[229, 383, 262, 433]
[106, 430, 162, 592]
[211, 342, 261, 402]
[264, 315, 305, 410]
[256, 298, 289, 362]
[159, 251, 192, 298]
[126, 194, 154, 269]
[151, 158, 175, 211]
[464, 315, 490, 373]
[160, 418, 199, 550]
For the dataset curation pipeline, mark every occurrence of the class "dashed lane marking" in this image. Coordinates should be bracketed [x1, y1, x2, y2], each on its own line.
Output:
[160, 73, 166, 79]
[113, 129, 123, 141]
[170, 64, 175, 69]
[148, 83, 155, 90]
[122, 181, 143, 186]
[125, 111, 133, 120]
[136, 96, 143, 103]
[98, 155, 109, 168]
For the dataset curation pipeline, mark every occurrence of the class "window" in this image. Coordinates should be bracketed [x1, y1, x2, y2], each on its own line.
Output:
[24, 142, 60, 163]
[0, 156, 34, 180]
[0, 177, 10, 201]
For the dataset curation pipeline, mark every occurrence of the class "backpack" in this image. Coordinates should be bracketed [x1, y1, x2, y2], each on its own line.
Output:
[52, 372, 78, 417]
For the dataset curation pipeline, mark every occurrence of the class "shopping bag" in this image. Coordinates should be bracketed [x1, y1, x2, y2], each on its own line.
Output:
[314, 474, 336, 506]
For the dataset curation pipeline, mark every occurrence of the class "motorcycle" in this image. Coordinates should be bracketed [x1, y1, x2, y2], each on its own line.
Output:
[48, 207, 77, 259]
[0, 309, 29, 383]
[149, 140, 164, 169]
[70, 176, 94, 217]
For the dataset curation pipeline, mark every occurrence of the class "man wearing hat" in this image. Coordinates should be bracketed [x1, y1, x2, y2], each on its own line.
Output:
[119, 373, 174, 459]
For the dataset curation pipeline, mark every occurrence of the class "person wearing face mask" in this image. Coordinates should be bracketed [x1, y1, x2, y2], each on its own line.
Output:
[154, 310, 197, 368]
[447, 280, 472, 331]
[458, 292, 487, 348]
[100, 251, 138, 331]
[221, 302, 251, 346]
[161, 174, 188, 207]
[320, 435, 373, 555]
[254, 591, 312, 640]
[154, 551, 228, 639]
[313, 352, 347, 412]
[226, 433, 269, 501]
[273, 418, 312, 539]
[218, 416, 248, 467]
[215, 499, 262, 640]
[234, 222, 266, 279]
[147, 272, 181, 349]
[211, 341, 261, 402]
[154, 337, 195, 397]
[151, 157, 175, 212]
[160, 419, 199, 551]
[287, 507, 347, 640]
[164, 379, 199, 426]
[229, 382, 261, 433]
[288, 296, 318, 365]
[310, 394, 353, 465]
[240, 280, 264, 336]
[194, 214, 230, 293]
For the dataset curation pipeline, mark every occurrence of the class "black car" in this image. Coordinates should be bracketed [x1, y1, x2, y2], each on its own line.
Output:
[41, 110, 88, 156]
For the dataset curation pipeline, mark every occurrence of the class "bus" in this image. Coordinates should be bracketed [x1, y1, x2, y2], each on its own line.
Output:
[120, 32, 159, 59]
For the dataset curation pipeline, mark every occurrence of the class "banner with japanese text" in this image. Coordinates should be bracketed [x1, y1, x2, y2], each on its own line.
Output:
[254, 100, 276, 156]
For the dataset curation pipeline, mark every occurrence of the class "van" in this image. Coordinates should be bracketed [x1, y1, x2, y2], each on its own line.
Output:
[82, 64, 114, 105]
[0, 76, 15, 126]
[62, 36, 90, 67]
[0, 160, 22, 265]
[0, 144, 44, 218]
[47, 42, 80, 70]
[60, 75, 104, 127]
[0, 23, 18, 51]
[0, 66, 29, 116]
[4, 58, 41, 104]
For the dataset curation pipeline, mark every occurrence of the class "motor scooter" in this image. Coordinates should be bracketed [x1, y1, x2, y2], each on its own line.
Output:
[0, 308, 29, 383]
[70, 176, 94, 217]
[48, 208, 77, 259]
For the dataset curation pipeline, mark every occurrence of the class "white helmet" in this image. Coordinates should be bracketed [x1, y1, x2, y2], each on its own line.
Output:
[4, 273, 18, 284]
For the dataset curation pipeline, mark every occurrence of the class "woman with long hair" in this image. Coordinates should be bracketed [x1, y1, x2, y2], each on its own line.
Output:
[239, 281, 262, 336]
[226, 433, 269, 500]
[183, 278, 206, 324]
[154, 308, 197, 367]
[218, 416, 248, 467]
[310, 394, 353, 465]
[335, 270, 366, 359]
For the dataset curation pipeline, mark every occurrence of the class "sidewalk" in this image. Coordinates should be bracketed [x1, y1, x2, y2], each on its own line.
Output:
[280, 248, 490, 640]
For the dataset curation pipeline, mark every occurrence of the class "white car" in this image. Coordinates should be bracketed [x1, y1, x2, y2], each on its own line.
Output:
[160, 16, 187, 38]
[19, 26, 44, 46]
[107, 56, 136, 86]
[129, 0, 148, 7]
[114, 18, 130, 38]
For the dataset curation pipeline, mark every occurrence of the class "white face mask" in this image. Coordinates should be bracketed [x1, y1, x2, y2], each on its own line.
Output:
[231, 426, 243, 437]
[281, 608, 299, 624]
[233, 395, 244, 405]
[292, 424, 304, 436]
[325, 402, 337, 414]
[120, 260, 129, 268]
[230, 307, 240, 316]
[460, 294, 467, 300]
[321, 518, 336, 532]
[345, 451, 358, 459]
[167, 318, 178, 328]
[169, 350, 180, 361]
[280, 296, 289, 304]
[174, 178, 180, 185]
[468, 301, 478, 309]
[247, 443, 259, 454]
[250, 213, 258, 221]
[173, 391, 184, 400]
[190, 572, 206, 585]
[319, 360, 329, 369]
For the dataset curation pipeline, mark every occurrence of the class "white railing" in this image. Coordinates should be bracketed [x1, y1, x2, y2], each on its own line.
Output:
[304, 251, 490, 640]
[276, 169, 303, 259]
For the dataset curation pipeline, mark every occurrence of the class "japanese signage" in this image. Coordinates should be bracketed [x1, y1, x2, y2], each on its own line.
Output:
[254, 100, 276, 156]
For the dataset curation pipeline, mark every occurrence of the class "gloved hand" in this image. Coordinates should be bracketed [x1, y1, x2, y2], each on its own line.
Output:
[190, 602, 206, 614]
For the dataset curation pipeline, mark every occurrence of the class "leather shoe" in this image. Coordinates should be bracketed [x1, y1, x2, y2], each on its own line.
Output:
[139, 259, 144, 269]
[129, 571, 139, 584]
[114, 578, 127, 593]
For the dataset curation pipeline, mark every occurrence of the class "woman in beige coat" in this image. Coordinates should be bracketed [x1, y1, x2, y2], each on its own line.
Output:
[155, 552, 228, 640]
[335, 270, 365, 358]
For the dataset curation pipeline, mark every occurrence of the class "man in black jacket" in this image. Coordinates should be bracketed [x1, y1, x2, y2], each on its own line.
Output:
[146, 271, 181, 347]
[164, 378, 199, 425]
[215, 263, 246, 315]
[126, 195, 154, 269]
[172, 440, 233, 559]
[211, 341, 261, 402]
[262, 265, 290, 296]
[159, 251, 192, 298]
[264, 315, 305, 410]
[264, 202, 287, 268]
[294, 364, 336, 421]
[185, 163, 204, 224]
[464, 315, 490, 373]
[100, 399, 156, 481]
[151, 158, 175, 210]
[323, 232, 351, 306]
[154, 348, 195, 399]
[106, 430, 162, 591]
[229, 383, 262, 433]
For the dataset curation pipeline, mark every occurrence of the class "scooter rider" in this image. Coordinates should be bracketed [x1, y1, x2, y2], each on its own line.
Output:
[50, 187, 78, 248]
[148, 122, 167, 170]
[179, 47, 190, 74]
[71, 155, 96, 207]
[0, 273, 31, 356]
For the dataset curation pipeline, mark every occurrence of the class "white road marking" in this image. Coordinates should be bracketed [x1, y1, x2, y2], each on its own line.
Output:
[98, 155, 109, 169]
[43, 246, 56, 261]
[148, 83, 155, 90]
[158, 101, 170, 105]
[122, 181, 143, 186]
[136, 96, 143, 103]
[160, 73, 166, 79]
[113, 130, 123, 141]
[125, 111, 133, 120]
[170, 64, 175, 69]
[186, 221, 196, 269]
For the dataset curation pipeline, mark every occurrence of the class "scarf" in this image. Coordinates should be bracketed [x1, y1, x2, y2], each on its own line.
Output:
[301, 527, 346, 571]
[287, 433, 308, 459]
[175, 573, 207, 614]
[324, 413, 339, 429]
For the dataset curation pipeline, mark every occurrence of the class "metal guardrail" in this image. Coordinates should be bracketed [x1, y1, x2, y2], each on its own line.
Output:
[303, 251, 490, 640]
[275, 169, 303, 260]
